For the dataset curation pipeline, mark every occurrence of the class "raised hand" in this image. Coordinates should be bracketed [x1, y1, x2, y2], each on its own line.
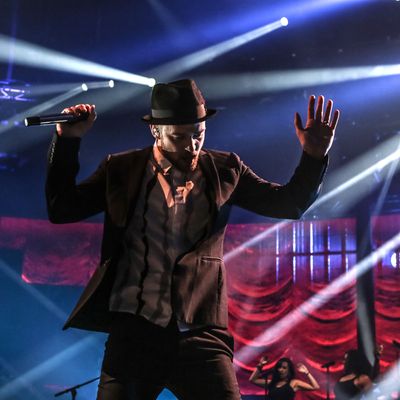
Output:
[56, 103, 97, 138]
[258, 356, 268, 366]
[257, 356, 269, 369]
[296, 363, 309, 374]
[294, 95, 340, 160]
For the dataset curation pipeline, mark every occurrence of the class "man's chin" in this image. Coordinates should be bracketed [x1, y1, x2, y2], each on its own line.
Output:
[176, 156, 199, 172]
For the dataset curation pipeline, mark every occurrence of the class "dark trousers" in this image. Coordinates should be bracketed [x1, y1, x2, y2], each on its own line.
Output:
[96, 314, 241, 400]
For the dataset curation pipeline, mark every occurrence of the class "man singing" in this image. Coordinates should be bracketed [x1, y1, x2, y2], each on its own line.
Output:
[46, 79, 339, 399]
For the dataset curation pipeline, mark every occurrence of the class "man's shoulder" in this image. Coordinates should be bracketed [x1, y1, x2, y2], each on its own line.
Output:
[202, 148, 242, 167]
[106, 147, 152, 163]
[204, 148, 230, 157]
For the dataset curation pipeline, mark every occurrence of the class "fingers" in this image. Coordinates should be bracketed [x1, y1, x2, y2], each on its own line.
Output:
[330, 109, 340, 131]
[315, 95, 324, 122]
[57, 104, 96, 137]
[62, 103, 96, 118]
[308, 95, 339, 130]
[307, 95, 315, 121]
[294, 112, 304, 131]
[323, 99, 332, 123]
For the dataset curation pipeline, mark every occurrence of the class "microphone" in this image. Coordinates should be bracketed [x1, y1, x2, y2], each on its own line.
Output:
[321, 361, 335, 368]
[393, 340, 400, 349]
[24, 112, 89, 127]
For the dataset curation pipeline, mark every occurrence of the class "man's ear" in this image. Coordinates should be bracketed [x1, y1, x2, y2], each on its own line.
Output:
[150, 124, 161, 139]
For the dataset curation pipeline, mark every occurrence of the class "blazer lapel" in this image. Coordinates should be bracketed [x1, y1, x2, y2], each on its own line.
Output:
[199, 150, 222, 210]
[107, 147, 152, 227]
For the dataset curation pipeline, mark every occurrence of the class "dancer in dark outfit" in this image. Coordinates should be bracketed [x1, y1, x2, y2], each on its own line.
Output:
[249, 356, 320, 400]
[333, 349, 372, 400]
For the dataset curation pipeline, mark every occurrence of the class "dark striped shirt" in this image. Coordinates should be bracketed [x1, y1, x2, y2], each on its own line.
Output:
[109, 145, 210, 327]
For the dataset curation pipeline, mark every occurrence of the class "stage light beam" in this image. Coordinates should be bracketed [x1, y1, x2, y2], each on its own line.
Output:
[0, 336, 98, 400]
[148, 18, 288, 82]
[0, 34, 156, 87]
[198, 65, 400, 99]
[0, 259, 67, 321]
[88, 16, 291, 113]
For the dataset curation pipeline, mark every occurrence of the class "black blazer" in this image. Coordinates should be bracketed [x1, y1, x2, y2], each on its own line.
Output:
[46, 134, 327, 332]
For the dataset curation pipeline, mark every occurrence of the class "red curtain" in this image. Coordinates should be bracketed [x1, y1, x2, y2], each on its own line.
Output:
[225, 219, 358, 399]
[372, 215, 400, 372]
[0, 216, 101, 285]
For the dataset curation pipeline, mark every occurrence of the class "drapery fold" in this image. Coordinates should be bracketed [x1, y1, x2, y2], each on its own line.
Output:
[225, 220, 357, 399]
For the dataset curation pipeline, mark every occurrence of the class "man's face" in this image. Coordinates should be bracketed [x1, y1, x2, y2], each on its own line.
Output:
[153, 122, 206, 172]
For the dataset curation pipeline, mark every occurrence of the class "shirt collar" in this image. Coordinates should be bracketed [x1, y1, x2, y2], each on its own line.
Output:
[152, 143, 172, 175]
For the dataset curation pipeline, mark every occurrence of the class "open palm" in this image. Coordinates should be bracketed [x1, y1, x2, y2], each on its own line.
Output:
[294, 95, 340, 160]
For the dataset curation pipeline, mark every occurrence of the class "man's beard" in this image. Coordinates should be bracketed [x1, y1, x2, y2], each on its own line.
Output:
[158, 145, 199, 172]
[177, 154, 199, 172]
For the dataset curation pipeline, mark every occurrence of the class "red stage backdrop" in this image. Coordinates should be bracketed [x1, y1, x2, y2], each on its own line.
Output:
[372, 215, 400, 374]
[225, 220, 357, 399]
[0, 216, 399, 398]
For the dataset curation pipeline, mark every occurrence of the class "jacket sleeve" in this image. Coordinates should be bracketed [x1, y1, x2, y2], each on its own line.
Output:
[46, 133, 107, 223]
[231, 151, 328, 219]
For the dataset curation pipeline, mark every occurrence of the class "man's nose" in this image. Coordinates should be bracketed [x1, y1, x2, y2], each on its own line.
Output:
[186, 137, 198, 152]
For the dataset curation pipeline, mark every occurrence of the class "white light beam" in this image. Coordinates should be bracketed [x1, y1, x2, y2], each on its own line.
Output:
[0, 34, 155, 87]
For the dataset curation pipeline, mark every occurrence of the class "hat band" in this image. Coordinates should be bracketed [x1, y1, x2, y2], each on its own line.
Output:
[151, 104, 206, 119]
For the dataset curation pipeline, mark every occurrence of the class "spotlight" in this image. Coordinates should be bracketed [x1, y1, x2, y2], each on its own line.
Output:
[81, 83, 88, 92]
[390, 252, 397, 268]
[108, 80, 115, 88]
[280, 17, 289, 26]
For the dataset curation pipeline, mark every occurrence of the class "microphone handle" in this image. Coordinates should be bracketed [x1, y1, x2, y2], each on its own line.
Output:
[24, 113, 89, 127]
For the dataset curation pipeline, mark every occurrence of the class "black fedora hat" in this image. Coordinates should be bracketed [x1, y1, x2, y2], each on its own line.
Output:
[142, 79, 217, 125]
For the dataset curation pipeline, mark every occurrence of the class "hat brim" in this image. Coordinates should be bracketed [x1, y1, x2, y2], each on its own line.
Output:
[141, 108, 217, 125]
